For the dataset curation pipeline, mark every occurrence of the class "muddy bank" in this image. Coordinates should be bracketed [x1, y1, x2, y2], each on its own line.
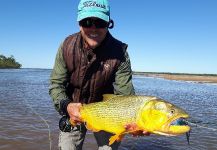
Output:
[134, 72, 217, 83]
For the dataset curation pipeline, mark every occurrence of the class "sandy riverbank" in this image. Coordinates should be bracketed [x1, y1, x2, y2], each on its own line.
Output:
[134, 73, 217, 84]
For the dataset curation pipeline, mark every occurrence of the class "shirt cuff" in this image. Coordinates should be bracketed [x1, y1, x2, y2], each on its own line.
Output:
[59, 99, 71, 116]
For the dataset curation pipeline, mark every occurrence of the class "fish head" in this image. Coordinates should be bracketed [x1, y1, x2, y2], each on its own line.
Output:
[137, 98, 190, 136]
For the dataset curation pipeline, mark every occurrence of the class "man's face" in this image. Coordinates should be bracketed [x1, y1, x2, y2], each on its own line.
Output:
[79, 17, 108, 49]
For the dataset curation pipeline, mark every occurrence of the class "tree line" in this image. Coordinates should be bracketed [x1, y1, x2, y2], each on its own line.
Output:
[0, 54, 22, 68]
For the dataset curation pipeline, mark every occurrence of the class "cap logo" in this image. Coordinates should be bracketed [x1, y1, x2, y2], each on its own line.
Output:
[77, 0, 110, 22]
[83, 1, 106, 9]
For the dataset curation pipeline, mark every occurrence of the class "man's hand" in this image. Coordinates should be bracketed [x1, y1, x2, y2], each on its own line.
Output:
[67, 103, 82, 124]
[125, 123, 150, 137]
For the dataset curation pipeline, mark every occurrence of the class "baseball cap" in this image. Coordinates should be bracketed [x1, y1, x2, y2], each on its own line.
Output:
[77, 0, 110, 22]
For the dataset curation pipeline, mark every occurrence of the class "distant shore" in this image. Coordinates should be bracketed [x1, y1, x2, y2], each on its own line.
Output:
[133, 72, 217, 84]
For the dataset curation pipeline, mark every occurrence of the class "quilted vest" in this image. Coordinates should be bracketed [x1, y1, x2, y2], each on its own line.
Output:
[62, 32, 127, 104]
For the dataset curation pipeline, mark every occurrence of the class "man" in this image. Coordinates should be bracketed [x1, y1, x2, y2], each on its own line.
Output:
[49, 0, 140, 149]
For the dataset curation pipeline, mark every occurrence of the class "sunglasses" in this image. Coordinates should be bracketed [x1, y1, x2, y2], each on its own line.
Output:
[79, 18, 109, 29]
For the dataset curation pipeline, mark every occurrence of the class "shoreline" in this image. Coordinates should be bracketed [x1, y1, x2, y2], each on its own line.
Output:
[133, 72, 217, 84]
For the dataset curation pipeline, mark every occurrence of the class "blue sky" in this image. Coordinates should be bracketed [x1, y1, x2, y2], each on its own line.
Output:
[0, 0, 217, 74]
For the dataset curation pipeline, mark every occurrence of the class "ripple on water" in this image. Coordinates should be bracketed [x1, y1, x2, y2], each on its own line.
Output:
[1, 70, 217, 150]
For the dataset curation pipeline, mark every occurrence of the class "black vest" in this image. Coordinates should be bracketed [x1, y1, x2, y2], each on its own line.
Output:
[62, 32, 127, 103]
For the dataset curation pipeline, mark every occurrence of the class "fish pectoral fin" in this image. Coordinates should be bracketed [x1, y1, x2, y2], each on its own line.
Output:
[84, 122, 100, 132]
[109, 134, 124, 145]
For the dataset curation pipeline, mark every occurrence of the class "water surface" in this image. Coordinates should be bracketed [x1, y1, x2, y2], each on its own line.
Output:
[0, 69, 216, 150]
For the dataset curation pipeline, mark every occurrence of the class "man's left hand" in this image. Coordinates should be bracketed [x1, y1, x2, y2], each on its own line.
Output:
[124, 123, 151, 137]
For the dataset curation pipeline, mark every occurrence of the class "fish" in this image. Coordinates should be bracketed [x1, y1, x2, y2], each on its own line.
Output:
[70, 94, 191, 145]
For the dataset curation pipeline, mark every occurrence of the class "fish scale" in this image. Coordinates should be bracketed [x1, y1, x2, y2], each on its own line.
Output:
[81, 95, 151, 132]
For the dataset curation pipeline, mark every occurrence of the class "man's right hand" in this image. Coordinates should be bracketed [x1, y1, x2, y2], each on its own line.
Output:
[67, 103, 83, 124]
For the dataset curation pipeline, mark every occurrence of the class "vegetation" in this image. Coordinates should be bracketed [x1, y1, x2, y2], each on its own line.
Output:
[0, 54, 22, 69]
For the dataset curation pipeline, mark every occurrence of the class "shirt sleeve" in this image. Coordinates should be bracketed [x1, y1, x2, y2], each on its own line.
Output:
[49, 43, 70, 111]
[113, 50, 135, 95]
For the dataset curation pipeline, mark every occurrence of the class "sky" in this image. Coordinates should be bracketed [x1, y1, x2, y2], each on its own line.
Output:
[0, 0, 217, 74]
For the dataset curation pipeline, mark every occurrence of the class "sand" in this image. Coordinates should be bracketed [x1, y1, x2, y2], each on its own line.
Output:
[136, 73, 217, 84]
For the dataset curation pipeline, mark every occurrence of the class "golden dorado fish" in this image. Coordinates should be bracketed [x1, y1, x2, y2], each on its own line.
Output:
[70, 94, 190, 145]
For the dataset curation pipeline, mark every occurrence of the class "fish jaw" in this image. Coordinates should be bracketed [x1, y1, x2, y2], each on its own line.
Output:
[152, 115, 190, 136]
[166, 115, 190, 135]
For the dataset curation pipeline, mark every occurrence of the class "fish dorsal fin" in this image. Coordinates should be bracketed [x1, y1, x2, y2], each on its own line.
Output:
[102, 94, 121, 101]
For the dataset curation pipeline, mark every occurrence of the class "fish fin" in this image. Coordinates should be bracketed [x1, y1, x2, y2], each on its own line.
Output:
[69, 119, 76, 127]
[84, 122, 100, 132]
[109, 134, 124, 145]
[103, 94, 121, 101]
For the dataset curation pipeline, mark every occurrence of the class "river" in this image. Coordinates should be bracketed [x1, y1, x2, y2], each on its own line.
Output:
[0, 69, 216, 150]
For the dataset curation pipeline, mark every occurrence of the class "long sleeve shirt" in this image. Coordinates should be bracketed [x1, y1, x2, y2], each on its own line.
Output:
[49, 38, 135, 112]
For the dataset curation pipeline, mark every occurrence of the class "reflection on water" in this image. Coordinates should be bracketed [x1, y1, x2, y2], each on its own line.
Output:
[0, 69, 217, 150]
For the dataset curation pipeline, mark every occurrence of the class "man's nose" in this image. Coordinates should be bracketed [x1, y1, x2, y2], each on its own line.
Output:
[89, 24, 97, 29]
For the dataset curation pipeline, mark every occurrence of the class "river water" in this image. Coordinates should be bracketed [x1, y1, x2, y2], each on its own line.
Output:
[0, 69, 217, 150]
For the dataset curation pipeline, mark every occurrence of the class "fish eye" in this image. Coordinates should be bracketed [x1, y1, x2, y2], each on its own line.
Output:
[170, 109, 175, 114]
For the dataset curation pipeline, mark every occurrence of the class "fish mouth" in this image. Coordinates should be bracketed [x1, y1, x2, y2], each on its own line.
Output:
[167, 115, 190, 135]
[152, 115, 190, 136]
[170, 117, 188, 126]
